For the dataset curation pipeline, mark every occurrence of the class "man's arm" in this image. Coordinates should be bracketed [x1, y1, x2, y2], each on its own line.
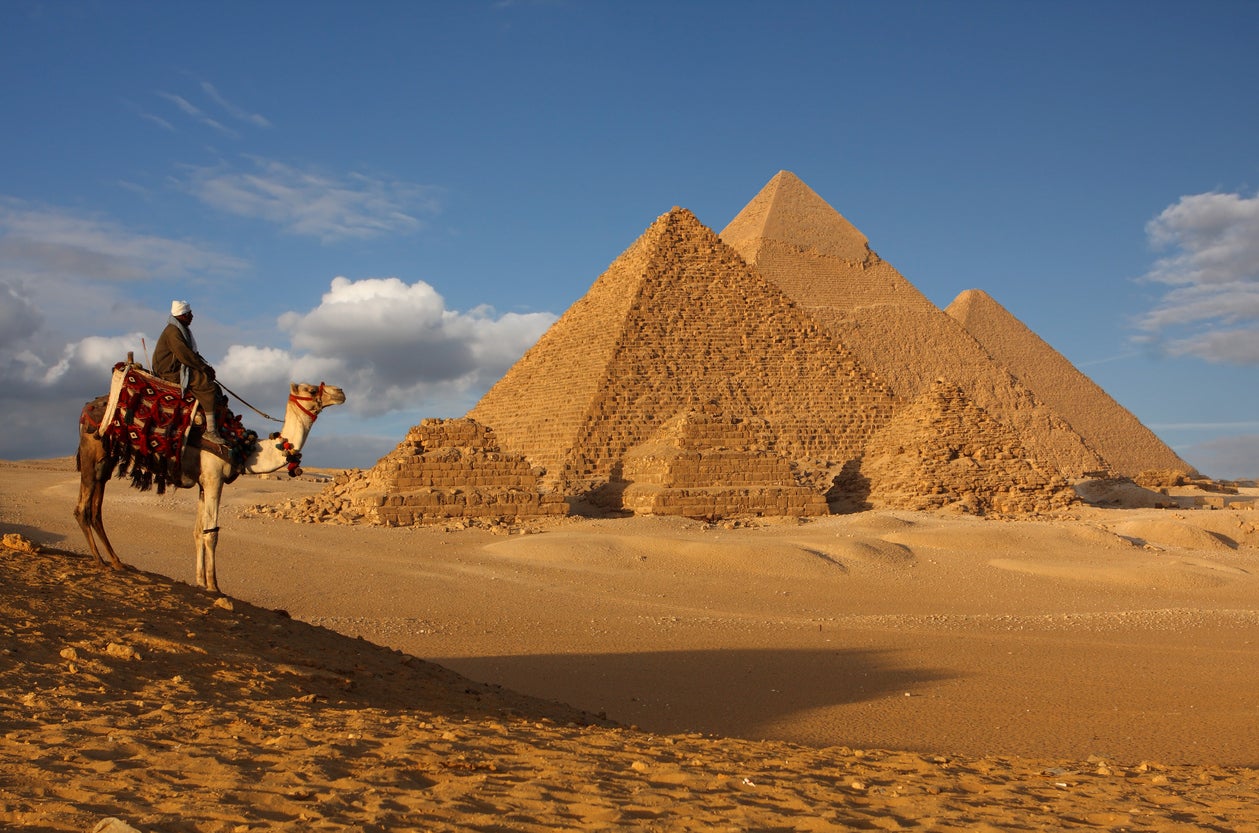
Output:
[160, 325, 214, 373]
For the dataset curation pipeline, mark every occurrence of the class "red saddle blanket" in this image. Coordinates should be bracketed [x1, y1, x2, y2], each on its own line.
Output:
[85, 362, 253, 492]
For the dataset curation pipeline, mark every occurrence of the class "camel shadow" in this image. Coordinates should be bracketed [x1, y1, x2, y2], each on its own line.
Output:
[442, 647, 957, 743]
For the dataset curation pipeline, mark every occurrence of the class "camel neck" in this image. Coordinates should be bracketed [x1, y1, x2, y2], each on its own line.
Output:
[244, 393, 317, 475]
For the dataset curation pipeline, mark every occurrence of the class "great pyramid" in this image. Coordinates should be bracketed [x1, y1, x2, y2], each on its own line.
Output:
[467, 207, 901, 505]
[945, 289, 1193, 478]
[719, 171, 1111, 480]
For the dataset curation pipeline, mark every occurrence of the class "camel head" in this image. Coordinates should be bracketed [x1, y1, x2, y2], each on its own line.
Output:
[288, 382, 347, 419]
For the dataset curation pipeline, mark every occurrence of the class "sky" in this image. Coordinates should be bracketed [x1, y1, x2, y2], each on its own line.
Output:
[2, 0, 1257, 479]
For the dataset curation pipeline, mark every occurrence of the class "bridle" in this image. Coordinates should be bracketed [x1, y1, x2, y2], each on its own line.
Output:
[219, 381, 329, 424]
[287, 382, 328, 422]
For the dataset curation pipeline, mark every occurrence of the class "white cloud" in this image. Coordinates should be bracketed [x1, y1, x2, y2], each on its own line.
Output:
[39, 334, 148, 388]
[1136, 190, 1259, 364]
[183, 157, 439, 242]
[266, 276, 556, 416]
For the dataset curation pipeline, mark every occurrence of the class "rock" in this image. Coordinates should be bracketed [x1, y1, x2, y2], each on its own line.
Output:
[105, 643, 140, 661]
[1, 533, 41, 554]
[93, 819, 144, 833]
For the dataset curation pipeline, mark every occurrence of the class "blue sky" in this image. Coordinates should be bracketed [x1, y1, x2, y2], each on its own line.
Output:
[2, 0, 1257, 478]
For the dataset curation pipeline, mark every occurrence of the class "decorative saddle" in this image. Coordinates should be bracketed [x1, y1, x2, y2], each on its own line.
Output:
[82, 362, 256, 492]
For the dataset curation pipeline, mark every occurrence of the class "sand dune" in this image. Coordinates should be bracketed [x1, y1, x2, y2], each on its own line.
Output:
[4, 457, 1259, 831]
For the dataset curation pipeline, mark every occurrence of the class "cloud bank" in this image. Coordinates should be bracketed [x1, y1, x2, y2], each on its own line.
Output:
[220, 276, 555, 417]
[0, 257, 555, 461]
[0, 198, 247, 283]
[1136, 190, 1259, 364]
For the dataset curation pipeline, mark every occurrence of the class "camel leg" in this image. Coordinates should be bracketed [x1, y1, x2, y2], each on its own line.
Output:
[73, 464, 107, 567]
[195, 482, 223, 594]
[73, 448, 124, 570]
[195, 485, 209, 589]
[88, 478, 126, 570]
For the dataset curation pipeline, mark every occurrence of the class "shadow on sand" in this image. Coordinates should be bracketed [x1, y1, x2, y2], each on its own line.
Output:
[442, 647, 958, 743]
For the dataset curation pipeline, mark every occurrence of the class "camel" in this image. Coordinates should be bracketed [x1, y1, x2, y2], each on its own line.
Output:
[75, 379, 347, 594]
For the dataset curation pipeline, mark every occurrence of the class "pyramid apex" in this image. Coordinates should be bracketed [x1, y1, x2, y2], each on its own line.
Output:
[953, 288, 994, 304]
[945, 289, 1003, 327]
[721, 171, 870, 262]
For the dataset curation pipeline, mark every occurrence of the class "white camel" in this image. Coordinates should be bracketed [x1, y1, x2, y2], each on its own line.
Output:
[75, 380, 346, 594]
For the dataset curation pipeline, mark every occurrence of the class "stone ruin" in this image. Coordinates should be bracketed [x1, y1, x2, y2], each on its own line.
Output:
[853, 380, 1078, 515]
[620, 405, 828, 519]
[259, 418, 565, 526]
[287, 172, 1197, 524]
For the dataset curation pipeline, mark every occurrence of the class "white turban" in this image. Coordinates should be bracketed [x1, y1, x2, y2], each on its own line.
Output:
[171, 300, 191, 316]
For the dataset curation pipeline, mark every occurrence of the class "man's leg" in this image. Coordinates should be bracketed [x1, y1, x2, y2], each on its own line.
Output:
[190, 372, 224, 442]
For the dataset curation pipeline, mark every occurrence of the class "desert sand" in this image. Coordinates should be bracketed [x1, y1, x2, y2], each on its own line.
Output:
[4, 456, 1259, 832]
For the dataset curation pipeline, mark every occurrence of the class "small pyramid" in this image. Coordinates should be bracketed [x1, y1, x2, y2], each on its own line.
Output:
[621, 404, 828, 518]
[946, 289, 1195, 478]
[469, 207, 901, 505]
[722, 171, 1109, 479]
[266, 418, 565, 525]
[858, 380, 1079, 515]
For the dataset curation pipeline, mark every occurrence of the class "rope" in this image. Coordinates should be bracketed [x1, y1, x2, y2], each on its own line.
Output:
[216, 381, 283, 423]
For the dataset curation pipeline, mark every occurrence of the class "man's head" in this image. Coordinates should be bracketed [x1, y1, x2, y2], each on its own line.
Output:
[171, 299, 193, 323]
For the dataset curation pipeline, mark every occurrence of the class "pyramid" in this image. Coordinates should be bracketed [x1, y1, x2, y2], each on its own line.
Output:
[263, 418, 565, 526]
[468, 208, 901, 504]
[945, 289, 1194, 478]
[721, 171, 1110, 479]
[620, 404, 828, 518]
[857, 379, 1079, 515]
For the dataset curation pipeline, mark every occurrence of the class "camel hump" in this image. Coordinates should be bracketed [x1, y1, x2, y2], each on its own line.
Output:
[102, 365, 200, 493]
[80, 395, 110, 433]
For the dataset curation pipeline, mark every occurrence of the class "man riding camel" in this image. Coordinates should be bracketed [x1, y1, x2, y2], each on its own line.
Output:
[152, 300, 224, 444]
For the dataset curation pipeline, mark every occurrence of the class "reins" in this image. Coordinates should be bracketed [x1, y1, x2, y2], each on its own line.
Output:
[219, 382, 324, 427]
